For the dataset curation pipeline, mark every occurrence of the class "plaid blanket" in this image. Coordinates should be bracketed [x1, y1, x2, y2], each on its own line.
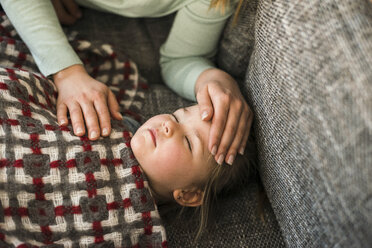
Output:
[0, 13, 167, 247]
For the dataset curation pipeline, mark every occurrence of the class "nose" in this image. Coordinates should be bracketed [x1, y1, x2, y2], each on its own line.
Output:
[162, 120, 176, 137]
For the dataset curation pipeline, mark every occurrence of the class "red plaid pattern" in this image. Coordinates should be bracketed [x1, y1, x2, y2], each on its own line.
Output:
[0, 13, 167, 247]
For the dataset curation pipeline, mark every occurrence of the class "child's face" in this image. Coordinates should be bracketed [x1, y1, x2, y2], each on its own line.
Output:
[131, 105, 213, 200]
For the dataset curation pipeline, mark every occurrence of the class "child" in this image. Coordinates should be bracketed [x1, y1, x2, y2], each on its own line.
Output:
[0, 0, 253, 168]
[131, 104, 254, 239]
[113, 103, 254, 239]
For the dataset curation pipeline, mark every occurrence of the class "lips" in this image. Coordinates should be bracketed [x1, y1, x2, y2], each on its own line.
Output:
[148, 128, 157, 147]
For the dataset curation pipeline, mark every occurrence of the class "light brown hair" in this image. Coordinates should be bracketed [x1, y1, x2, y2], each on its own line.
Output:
[194, 137, 256, 240]
[210, 0, 246, 24]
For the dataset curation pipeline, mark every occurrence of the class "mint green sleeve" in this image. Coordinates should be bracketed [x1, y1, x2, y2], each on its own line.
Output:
[159, 0, 235, 101]
[0, 0, 82, 76]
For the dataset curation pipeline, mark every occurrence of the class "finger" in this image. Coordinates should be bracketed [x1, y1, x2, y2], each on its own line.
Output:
[61, 0, 82, 18]
[239, 107, 254, 155]
[207, 90, 230, 156]
[56, 102, 69, 126]
[107, 90, 122, 120]
[196, 84, 214, 121]
[67, 101, 85, 136]
[80, 100, 100, 140]
[94, 97, 111, 137]
[224, 105, 248, 165]
[51, 0, 77, 25]
[214, 101, 243, 165]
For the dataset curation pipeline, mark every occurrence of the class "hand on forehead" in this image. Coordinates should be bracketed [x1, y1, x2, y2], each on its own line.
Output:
[173, 105, 212, 146]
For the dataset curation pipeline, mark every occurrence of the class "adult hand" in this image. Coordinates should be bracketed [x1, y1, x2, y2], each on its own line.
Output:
[195, 68, 253, 166]
[53, 64, 123, 140]
[51, 0, 82, 25]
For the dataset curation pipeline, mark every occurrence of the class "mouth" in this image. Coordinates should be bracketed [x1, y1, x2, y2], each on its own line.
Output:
[148, 128, 157, 147]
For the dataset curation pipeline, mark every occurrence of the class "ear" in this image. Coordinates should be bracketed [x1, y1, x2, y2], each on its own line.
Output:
[173, 188, 204, 207]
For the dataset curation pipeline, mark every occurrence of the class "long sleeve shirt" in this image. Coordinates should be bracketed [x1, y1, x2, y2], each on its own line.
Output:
[0, 0, 236, 101]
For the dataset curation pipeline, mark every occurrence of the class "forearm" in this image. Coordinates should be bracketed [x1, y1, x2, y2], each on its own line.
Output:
[0, 0, 82, 76]
[159, 0, 235, 101]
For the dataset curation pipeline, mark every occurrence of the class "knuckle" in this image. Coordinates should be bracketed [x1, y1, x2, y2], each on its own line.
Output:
[59, 95, 72, 103]
[83, 113, 97, 124]
[68, 107, 81, 116]
[98, 84, 108, 91]
[78, 93, 89, 102]
[219, 92, 231, 103]
[228, 147, 238, 156]
[71, 119, 83, 128]
[234, 100, 243, 111]
[97, 108, 110, 116]
[225, 124, 236, 135]
[211, 129, 223, 140]
[92, 90, 105, 100]
[218, 144, 228, 154]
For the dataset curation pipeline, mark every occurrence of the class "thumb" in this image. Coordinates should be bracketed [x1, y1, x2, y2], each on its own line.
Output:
[196, 84, 213, 121]
[107, 90, 123, 120]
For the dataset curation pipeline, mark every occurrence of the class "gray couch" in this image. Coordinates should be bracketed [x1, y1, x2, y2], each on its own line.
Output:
[67, 0, 371, 247]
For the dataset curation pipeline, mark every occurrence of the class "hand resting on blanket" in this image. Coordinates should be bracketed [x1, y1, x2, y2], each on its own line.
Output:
[53, 64, 123, 140]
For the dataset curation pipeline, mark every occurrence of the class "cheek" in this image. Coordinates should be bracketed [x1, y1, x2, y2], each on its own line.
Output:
[153, 143, 189, 174]
[151, 150, 189, 187]
[158, 143, 188, 165]
[131, 133, 145, 160]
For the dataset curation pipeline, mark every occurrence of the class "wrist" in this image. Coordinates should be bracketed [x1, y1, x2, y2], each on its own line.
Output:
[195, 68, 236, 95]
[53, 64, 86, 83]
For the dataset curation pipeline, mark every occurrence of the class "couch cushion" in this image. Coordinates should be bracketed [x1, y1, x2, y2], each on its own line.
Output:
[219, 0, 372, 246]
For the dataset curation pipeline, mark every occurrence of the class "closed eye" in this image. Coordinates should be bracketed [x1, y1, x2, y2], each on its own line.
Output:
[171, 113, 178, 122]
[186, 136, 192, 152]
[171, 113, 192, 152]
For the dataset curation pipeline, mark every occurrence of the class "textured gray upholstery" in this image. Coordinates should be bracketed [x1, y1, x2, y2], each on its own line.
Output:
[219, 0, 372, 247]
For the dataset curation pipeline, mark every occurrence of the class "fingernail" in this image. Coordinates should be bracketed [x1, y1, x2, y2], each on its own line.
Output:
[90, 131, 98, 139]
[102, 128, 109, 136]
[76, 127, 83, 135]
[201, 111, 208, 121]
[59, 119, 66, 126]
[239, 147, 245, 155]
[211, 145, 217, 156]
[217, 154, 225, 165]
[117, 112, 123, 120]
[227, 154, 235, 165]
